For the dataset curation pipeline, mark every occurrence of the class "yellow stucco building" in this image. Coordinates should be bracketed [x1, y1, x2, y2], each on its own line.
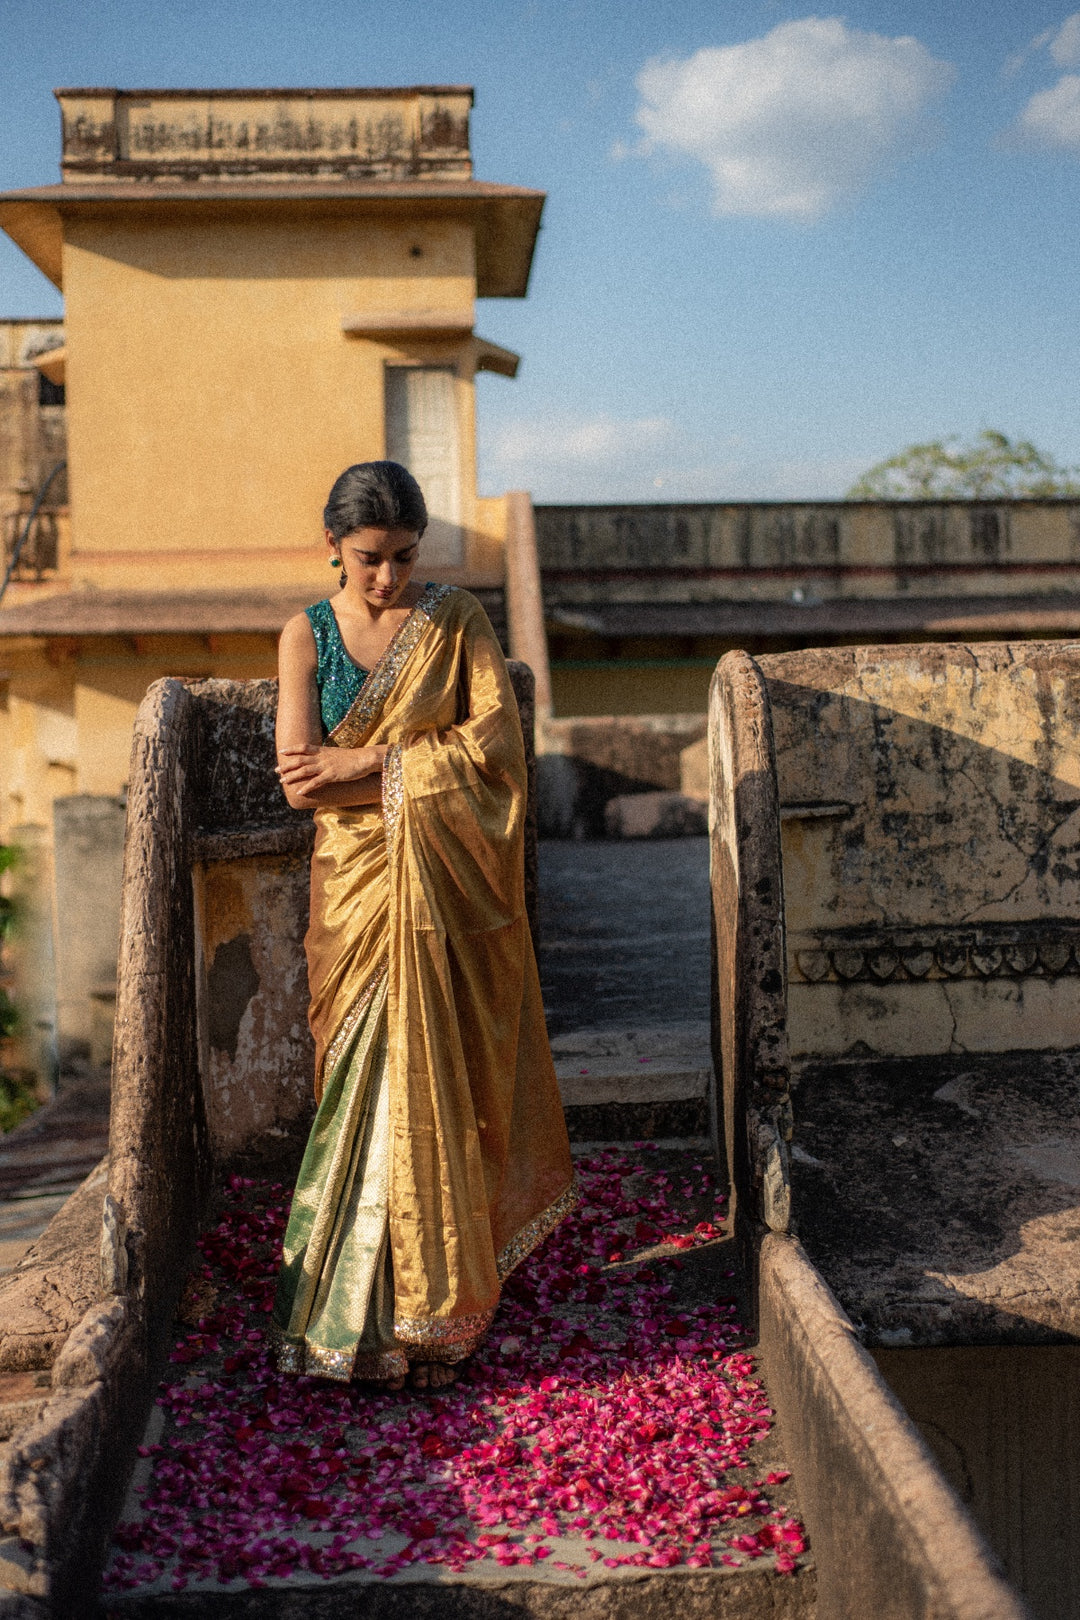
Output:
[0, 85, 544, 835]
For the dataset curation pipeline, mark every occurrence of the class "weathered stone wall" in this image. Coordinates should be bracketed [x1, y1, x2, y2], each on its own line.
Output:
[538, 712, 706, 837]
[537, 499, 1080, 600]
[874, 1343, 1080, 1620]
[191, 666, 536, 1168]
[708, 652, 791, 1278]
[194, 844, 315, 1166]
[708, 649, 1046, 1619]
[759, 1236, 1027, 1620]
[761, 642, 1080, 1060]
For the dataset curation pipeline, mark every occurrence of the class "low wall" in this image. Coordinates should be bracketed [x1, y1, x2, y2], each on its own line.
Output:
[761, 642, 1080, 1062]
[759, 1235, 1029, 1620]
[536, 498, 1080, 598]
[538, 712, 706, 837]
[874, 1344, 1080, 1620]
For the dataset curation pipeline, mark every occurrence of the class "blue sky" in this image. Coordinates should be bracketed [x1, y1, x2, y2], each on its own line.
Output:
[2, 0, 1078, 500]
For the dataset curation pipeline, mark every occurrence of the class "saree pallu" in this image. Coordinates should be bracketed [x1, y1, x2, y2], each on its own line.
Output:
[272, 585, 576, 1380]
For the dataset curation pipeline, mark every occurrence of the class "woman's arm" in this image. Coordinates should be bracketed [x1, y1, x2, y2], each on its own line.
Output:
[275, 615, 387, 809]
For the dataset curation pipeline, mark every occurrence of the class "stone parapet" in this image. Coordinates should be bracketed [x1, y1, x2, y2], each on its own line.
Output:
[758, 1235, 1027, 1620]
[56, 87, 474, 184]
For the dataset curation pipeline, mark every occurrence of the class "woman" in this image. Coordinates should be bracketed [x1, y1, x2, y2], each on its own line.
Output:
[271, 461, 575, 1391]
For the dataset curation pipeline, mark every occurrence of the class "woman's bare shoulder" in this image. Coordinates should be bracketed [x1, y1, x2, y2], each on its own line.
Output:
[280, 610, 317, 650]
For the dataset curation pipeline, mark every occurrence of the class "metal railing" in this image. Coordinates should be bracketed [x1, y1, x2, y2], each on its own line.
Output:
[0, 460, 67, 604]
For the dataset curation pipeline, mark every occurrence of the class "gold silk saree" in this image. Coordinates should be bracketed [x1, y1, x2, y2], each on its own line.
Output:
[271, 585, 575, 1381]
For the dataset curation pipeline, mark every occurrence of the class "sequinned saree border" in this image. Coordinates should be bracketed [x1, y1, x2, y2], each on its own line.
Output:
[391, 1176, 579, 1362]
[319, 963, 388, 1101]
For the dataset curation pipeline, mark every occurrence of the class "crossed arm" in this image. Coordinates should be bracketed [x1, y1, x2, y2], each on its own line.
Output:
[275, 614, 388, 810]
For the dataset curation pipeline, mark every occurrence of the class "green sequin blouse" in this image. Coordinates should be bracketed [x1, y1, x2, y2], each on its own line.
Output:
[305, 599, 368, 736]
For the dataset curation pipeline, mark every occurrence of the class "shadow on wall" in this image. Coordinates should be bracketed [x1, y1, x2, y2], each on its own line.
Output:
[767, 646, 1080, 1064]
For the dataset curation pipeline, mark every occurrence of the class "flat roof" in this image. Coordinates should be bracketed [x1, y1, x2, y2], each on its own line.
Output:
[0, 181, 545, 297]
[546, 593, 1080, 640]
[0, 588, 324, 637]
[54, 85, 475, 99]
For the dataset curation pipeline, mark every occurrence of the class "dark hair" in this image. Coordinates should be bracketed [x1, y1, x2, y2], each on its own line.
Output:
[323, 461, 428, 541]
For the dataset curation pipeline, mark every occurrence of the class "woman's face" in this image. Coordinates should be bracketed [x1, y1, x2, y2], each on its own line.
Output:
[328, 525, 420, 610]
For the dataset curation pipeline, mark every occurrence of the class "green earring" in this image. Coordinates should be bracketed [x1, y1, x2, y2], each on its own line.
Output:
[329, 556, 341, 568]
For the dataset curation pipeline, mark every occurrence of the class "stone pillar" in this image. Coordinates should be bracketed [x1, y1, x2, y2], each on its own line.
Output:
[505, 491, 552, 722]
[52, 794, 125, 1067]
[6, 822, 58, 1094]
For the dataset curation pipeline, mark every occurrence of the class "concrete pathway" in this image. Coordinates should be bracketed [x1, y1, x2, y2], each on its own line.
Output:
[538, 839, 710, 1036]
[540, 838, 713, 1144]
[103, 1146, 812, 1615]
[100, 836, 813, 1613]
[0, 1064, 110, 1275]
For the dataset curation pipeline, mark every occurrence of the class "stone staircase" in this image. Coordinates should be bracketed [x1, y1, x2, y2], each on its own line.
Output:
[0, 838, 818, 1617]
[553, 1022, 711, 1142]
[95, 838, 814, 1616]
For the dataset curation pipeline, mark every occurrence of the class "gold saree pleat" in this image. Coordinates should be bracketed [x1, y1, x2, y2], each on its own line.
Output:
[273, 585, 575, 1378]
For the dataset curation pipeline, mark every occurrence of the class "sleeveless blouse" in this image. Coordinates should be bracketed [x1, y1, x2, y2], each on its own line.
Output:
[306, 599, 368, 735]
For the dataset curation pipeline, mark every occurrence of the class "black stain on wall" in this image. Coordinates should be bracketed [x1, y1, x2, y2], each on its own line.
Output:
[207, 934, 260, 1061]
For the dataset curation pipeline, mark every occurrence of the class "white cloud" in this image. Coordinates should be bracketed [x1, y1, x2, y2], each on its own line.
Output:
[482, 413, 718, 501]
[1050, 12, 1080, 66]
[1015, 72, 1080, 146]
[629, 17, 953, 220]
[486, 413, 674, 479]
[480, 413, 866, 502]
[1010, 15, 1080, 148]
[1008, 15, 1080, 147]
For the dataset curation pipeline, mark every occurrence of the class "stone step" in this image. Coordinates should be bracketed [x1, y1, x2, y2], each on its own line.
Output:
[0, 1370, 51, 1441]
[552, 1022, 712, 1141]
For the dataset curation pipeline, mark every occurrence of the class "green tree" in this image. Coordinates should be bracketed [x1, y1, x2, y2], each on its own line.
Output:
[848, 430, 1080, 500]
[0, 844, 38, 1134]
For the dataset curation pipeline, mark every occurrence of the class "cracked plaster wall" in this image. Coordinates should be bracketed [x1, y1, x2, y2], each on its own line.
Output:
[194, 854, 315, 1166]
[761, 642, 1080, 1060]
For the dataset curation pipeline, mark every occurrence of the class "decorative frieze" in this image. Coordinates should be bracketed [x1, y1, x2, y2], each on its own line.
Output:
[790, 923, 1080, 985]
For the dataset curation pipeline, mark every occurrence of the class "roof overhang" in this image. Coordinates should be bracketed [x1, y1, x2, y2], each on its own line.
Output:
[0, 179, 545, 297]
[31, 344, 65, 384]
[339, 312, 519, 376]
[0, 580, 507, 637]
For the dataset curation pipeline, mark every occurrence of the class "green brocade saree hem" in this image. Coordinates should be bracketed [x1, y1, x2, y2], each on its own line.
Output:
[271, 968, 408, 1383]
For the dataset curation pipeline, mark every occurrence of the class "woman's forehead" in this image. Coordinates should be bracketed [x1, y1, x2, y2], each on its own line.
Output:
[342, 526, 419, 551]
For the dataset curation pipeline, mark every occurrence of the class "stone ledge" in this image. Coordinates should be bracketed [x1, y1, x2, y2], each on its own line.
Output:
[758, 1234, 1026, 1619]
[193, 822, 314, 862]
[604, 792, 708, 840]
[0, 1161, 108, 1374]
[103, 1562, 816, 1617]
[557, 1066, 708, 1109]
[552, 1023, 713, 1127]
[792, 1049, 1080, 1346]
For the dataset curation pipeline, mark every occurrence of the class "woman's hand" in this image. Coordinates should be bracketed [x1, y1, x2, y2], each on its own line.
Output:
[277, 744, 386, 795]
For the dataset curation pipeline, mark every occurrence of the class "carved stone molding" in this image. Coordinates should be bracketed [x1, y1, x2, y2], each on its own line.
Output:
[790, 922, 1080, 985]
